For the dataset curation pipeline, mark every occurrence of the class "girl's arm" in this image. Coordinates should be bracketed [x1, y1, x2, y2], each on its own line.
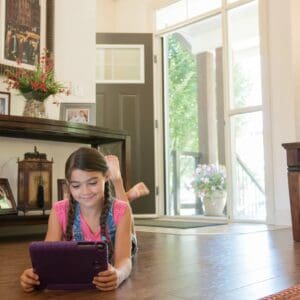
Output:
[44, 207, 63, 241]
[93, 205, 132, 291]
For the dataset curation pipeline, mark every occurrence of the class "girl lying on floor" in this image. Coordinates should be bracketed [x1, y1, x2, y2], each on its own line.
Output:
[20, 147, 149, 292]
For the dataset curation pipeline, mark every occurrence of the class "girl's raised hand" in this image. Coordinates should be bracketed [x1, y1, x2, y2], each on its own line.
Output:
[93, 264, 121, 291]
[20, 268, 40, 292]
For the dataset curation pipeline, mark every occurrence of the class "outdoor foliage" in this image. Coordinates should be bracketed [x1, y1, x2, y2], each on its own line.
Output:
[167, 34, 198, 152]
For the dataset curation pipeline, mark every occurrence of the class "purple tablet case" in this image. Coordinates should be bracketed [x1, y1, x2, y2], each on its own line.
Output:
[29, 241, 108, 290]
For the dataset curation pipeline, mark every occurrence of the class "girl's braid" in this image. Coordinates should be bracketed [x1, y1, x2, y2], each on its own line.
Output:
[100, 181, 113, 261]
[65, 195, 76, 240]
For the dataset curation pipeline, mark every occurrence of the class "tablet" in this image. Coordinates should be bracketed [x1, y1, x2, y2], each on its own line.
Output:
[29, 241, 108, 290]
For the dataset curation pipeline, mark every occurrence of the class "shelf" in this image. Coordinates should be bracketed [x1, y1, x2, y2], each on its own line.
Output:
[0, 115, 129, 145]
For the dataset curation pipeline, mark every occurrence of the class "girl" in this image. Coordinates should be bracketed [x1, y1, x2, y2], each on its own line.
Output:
[20, 147, 145, 292]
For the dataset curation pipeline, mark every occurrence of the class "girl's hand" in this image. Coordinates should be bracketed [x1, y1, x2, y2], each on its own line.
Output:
[20, 268, 40, 292]
[93, 264, 121, 291]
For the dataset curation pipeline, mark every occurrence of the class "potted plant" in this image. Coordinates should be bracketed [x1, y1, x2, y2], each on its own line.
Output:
[4, 50, 69, 118]
[191, 164, 227, 216]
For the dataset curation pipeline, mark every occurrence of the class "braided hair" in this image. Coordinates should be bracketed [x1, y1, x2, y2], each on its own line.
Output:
[64, 147, 113, 257]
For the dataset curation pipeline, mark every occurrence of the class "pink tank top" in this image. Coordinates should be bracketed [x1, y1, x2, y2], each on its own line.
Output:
[53, 199, 128, 241]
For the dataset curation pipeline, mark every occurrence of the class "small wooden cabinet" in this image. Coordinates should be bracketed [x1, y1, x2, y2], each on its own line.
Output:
[282, 142, 300, 242]
[0, 115, 131, 229]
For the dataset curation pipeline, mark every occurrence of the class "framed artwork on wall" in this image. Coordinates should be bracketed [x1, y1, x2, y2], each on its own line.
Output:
[0, 0, 55, 75]
[0, 178, 17, 215]
[0, 0, 47, 69]
[60, 103, 96, 125]
[0, 91, 10, 115]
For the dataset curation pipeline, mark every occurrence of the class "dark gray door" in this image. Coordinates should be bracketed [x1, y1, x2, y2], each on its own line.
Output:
[96, 33, 155, 214]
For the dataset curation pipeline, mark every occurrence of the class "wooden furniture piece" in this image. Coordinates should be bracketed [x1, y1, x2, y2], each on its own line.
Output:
[282, 142, 300, 241]
[0, 115, 131, 228]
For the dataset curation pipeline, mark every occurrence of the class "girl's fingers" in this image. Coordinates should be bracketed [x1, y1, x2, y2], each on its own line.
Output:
[93, 280, 118, 291]
[93, 274, 117, 283]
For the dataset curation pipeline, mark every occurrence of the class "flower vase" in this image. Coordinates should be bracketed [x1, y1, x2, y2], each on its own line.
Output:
[203, 190, 227, 216]
[23, 99, 47, 118]
[22, 92, 48, 118]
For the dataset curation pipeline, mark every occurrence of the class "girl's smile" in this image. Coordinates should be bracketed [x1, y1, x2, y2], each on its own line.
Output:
[69, 169, 107, 208]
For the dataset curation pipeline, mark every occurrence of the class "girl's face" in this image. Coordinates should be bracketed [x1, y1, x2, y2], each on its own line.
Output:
[68, 169, 107, 208]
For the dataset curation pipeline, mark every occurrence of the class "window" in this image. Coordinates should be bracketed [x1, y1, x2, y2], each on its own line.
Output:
[95, 45, 144, 83]
[158, 0, 266, 221]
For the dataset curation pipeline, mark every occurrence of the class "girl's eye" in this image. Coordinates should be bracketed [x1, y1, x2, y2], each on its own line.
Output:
[71, 184, 80, 189]
[89, 181, 97, 186]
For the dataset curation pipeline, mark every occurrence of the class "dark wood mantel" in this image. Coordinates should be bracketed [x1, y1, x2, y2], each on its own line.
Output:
[0, 115, 129, 146]
[282, 142, 300, 241]
[0, 116, 131, 178]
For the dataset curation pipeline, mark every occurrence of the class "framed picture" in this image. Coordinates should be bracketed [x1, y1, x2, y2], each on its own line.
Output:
[60, 103, 96, 125]
[0, 0, 47, 69]
[0, 178, 17, 215]
[0, 91, 10, 115]
[57, 179, 69, 201]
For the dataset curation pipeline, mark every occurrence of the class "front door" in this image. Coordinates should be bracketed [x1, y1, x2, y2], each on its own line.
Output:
[96, 33, 155, 215]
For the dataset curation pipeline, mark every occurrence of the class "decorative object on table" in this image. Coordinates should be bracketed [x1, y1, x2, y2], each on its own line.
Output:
[18, 146, 53, 214]
[0, 178, 17, 215]
[4, 49, 70, 118]
[57, 179, 69, 201]
[0, 91, 10, 115]
[191, 164, 227, 216]
[60, 103, 96, 125]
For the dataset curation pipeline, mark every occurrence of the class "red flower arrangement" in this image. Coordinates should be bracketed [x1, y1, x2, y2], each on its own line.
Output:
[4, 50, 70, 102]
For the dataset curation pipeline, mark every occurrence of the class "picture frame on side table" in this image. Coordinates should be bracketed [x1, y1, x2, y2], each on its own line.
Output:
[60, 103, 96, 125]
[0, 178, 17, 215]
[57, 179, 69, 201]
[0, 91, 10, 115]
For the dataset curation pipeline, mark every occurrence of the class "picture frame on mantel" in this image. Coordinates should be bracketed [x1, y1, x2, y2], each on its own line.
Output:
[60, 103, 96, 125]
[0, 91, 10, 115]
[0, 0, 47, 69]
[0, 178, 17, 215]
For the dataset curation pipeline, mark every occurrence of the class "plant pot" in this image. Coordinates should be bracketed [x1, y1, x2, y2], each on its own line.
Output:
[203, 190, 226, 216]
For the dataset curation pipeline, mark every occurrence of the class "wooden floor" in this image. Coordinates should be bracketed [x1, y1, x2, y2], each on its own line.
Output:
[1, 228, 300, 300]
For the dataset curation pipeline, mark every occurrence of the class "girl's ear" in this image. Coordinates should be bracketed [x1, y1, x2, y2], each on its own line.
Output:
[104, 173, 110, 182]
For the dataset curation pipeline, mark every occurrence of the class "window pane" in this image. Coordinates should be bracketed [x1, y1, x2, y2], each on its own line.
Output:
[228, 1, 262, 108]
[231, 112, 266, 220]
[156, 0, 186, 30]
[227, 0, 240, 3]
[96, 46, 144, 83]
[165, 15, 225, 217]
[187, 0, 221, 18]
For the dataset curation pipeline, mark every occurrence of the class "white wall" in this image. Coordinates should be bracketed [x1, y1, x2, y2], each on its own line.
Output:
[55, 0, 96, 104]
[292, 0, 300, 140]
[96, 0, 175, 33]
[266, 0, 296, 225]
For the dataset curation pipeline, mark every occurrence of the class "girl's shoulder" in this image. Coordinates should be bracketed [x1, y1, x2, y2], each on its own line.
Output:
[53, 199, 69, 218]
[112, 199, 129, 226]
